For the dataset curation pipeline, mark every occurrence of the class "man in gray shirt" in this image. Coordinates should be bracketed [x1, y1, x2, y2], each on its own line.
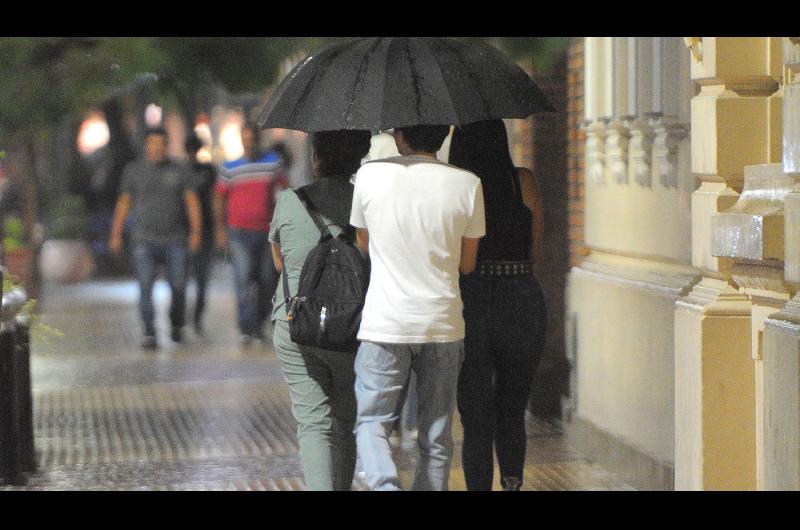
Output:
[109, 128, 201, 349]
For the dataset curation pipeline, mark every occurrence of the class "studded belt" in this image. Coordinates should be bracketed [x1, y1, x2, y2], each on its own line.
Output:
[476, 261, 532, 276]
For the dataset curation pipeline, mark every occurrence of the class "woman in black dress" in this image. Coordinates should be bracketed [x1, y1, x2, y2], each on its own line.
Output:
[449, 119, 547, 491]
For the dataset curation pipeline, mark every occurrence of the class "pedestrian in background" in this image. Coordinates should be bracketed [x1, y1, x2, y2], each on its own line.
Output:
[109, 127, 202, 349]
[185, 132, 217, 335]
[214, 124, 288, 346]
[448, 119, 547, 491]
[270, 129, 372, 490]
[350, 124, 485, 491]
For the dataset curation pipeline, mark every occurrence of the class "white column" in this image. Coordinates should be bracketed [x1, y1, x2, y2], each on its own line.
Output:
[584, 37, 611, 185]
[630, 38, 655, 186]
[613, 38, 629, 118]
[652, 37, 663, 115]
[763, 37, 800, 491]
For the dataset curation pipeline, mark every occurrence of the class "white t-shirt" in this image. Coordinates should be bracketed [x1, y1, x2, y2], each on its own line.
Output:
[350, 155, 486, 343]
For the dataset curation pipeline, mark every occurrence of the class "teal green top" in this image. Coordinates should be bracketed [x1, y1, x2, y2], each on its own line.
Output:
[268, 177, 355, 323]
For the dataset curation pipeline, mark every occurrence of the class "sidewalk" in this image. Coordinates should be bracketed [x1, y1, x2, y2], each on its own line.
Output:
[2, 261, 635, 490]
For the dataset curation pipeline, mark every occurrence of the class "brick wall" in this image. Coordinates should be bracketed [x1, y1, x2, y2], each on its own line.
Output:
[508, 50, 571, 416]
[567, 38, 588, 267]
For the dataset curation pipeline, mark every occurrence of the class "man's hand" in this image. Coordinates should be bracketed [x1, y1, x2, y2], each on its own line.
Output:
[109, 233, 123, 256]
[189, 231, 202, 253]
[460, 237, 480, 275]
[215, 226, 228, 250]
[109, 192, 131, 257]
[356, 228, 369, 256]
[183, 190, 202, 254]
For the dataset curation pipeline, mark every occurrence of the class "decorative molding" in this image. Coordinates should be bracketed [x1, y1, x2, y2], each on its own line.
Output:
[572, 261, 700, 301]
[764, 294, 800, 335]
[629, 117, 655, 187]
[583, 119, 607, 184]
[605, 119, 630, 184]
[711, 164, 793, 262]
[784, 83, 800, 176]
[675, 276, 752, 315]
[683, 37, 703, 62]
[730, 259, 792, 295]
[650, 116, 688, 188]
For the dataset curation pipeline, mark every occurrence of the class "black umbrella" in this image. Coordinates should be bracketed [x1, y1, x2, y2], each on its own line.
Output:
[257, 37, 555, 133]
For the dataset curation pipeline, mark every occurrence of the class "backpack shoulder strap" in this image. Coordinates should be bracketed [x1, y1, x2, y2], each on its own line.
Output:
[281, 256, 292, 316]
[294, 187, 333, 241]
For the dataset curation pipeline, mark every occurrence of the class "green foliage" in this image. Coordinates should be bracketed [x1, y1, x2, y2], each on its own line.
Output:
[155, 38, 303, 93]
[3, 214, 27, 252]
[0, 37, 319, 145]
[2, 274, 22, 294]
[453, 37, 569, 75]
[497, 37, 570, 72]
[0, 38, 166, 145]
[1, 276, 63, 346]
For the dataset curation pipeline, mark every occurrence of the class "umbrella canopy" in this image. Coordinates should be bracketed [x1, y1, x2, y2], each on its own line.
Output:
[257, 37, 555, 133]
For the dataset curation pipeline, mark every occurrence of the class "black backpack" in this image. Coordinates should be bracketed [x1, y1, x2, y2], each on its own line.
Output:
[282, 187, 369, 353]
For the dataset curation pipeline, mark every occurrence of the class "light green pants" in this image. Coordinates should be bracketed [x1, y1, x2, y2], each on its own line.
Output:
[272, 319, 357, 491]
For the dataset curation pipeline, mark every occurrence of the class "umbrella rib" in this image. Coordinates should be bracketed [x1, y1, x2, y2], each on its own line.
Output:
[419, 38, 462, 126]
[404, 38, 424, 121]
[444, 40, 493, 122]
[293, 46, 349, 129]
[344, 38, 383, 126]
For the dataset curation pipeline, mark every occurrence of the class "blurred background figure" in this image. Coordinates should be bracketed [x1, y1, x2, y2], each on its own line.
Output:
[108, 127, 202, 349]
[268, 141, 294, 176]
[214, 124, 288, 347]
[185, 132, 218, 335]
[449, 119, 547, 491]
[366, 132, 399, 164]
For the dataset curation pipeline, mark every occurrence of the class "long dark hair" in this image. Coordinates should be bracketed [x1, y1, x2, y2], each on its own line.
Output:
[448, 119, 517, 191]
[311, 130, 372, 179]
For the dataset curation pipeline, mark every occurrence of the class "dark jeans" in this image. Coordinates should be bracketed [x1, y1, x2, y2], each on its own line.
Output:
[190, 242, 214, 326]
[132, 240, 188, 336]
[228, 227, 280, 336]
[457, 271, 547, 490]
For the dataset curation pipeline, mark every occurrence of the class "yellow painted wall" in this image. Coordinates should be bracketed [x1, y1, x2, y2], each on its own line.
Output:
[569, 259, 696, 462]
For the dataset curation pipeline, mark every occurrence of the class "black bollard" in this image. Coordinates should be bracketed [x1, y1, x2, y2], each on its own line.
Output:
[0, 267, 35, 485]
[13, 322, 35, 474]
[0, 325, 19, 483]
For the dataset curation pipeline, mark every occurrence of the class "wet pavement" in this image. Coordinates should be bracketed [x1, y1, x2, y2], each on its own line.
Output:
[2, 262, 635, 491]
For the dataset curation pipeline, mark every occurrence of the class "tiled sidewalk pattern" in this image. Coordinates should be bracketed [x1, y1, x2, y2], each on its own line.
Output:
[2, 264, 634, 491]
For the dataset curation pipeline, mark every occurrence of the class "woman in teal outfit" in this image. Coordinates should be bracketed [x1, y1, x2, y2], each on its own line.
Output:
[269, 129, 372, 490]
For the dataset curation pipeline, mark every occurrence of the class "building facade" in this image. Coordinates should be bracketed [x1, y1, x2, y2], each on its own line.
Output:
[565, 37, 800, 490]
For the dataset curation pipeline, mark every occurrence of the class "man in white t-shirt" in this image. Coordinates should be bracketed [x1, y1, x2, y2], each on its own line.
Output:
[350, 124, 486, 491]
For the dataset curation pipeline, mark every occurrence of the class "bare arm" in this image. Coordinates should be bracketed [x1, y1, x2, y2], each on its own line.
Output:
[213, 191, 227, 249]
[184, 190, 202, 253]
[272, 242, 284, 273]
[109, 193, 132, 256]
[460, 237, 480, 275]
[517, 167, 544, 265]
[356, 228, 369, 256]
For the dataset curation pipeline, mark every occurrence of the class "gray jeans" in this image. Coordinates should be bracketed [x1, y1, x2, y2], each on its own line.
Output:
[354, 340, 464, 491]
[273, 319, 357, 490]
